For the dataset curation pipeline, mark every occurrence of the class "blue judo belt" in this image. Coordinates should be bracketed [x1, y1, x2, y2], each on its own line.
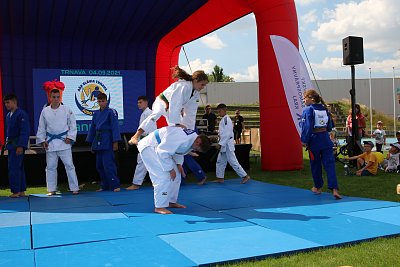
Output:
[154, 129, 161, 144]
[46, 131, 69, 143]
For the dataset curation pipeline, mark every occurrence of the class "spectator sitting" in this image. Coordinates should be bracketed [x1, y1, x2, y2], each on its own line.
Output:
[346, 141, 378, 176]
[382, 143, 400, 173]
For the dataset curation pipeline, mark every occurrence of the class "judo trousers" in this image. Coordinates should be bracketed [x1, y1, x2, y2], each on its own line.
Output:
[46, 148, 79, 192]
[96, 149, 121, 190]
[8, 149, 27, 193]
[308, 132, 339, 190]
[131, 153, 148, 185]
[140, 147, 181, 208]
[216, 149, 247, 179]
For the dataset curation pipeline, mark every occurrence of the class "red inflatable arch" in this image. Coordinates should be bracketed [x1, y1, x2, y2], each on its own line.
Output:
[155, 0, 302, 170]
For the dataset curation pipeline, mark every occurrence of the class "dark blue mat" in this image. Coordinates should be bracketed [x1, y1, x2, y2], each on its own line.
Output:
[29, 195, 110, 211]
[0, 197, 29, 213]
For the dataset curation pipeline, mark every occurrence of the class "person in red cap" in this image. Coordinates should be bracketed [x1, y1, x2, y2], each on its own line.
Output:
[36, 81, 80, 195]
[42, 79, 65, 105]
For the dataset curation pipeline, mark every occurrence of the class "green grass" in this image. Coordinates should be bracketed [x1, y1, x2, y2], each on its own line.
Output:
[1, 149, 400, 266]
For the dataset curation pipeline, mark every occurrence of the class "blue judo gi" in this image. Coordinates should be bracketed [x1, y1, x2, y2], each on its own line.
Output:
[182, 154, 206, 183]
[86, 107, 121, 190]
[301, 103, 338, 190]
[5, 108, 30, 193]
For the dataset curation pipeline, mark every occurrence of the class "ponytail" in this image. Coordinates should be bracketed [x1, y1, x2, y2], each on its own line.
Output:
[171, 65, 209, 82]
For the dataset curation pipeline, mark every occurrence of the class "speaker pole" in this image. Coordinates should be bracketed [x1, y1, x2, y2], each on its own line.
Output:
[350, 64, 362, 156]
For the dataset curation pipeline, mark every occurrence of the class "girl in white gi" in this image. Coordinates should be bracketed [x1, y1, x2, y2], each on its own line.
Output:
[213, 103, 250, 184]
[129, 66, 209, 145]
[36, 88, 80, 195]
[126, 96, 157, 190]
[138, 126, 211, 214]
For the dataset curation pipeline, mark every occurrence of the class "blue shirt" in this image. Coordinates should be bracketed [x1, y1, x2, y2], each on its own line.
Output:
[86, 107, 121, 150]
[5, 108, 30, 150]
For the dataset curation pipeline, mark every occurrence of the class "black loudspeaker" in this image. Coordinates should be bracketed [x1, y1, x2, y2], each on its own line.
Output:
[342, 36, 364, 65]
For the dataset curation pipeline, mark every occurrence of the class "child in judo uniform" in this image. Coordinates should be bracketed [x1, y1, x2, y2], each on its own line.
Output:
[126, 96, 156, 190]
[214, 103, 250, 184]
[137, 126, 211, 214]
[129, 66, 209, 145]
[36, 88, 80, 195]
[301, 89, 341, 199]
[4, 94, 30, 198]
[86, 93, 121, 192]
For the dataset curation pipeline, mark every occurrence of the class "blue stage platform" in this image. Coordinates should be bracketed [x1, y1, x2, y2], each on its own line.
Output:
[1, 179, 399, 266]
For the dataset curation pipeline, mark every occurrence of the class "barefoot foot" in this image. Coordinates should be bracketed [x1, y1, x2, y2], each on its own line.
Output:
[333, 189, 342, 200]
[126, 184, 140, 190]
[96, 188, 104, 192]
[113, 188, 121, 192]
[9, 193, 20, 198]
[72, 191, 79, 195]
[47, 191, 56, 196]
[169, 202, 186, 208]
[311, 187, 322, 194]
[241, 175, 251, 184]
[155, 208, 173, 214]
[197, 177, 207, 185]
[212, 178, 224, 183]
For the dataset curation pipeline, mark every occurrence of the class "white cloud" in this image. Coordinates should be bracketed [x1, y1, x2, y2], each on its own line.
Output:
[200, 33, 226, 50]
[229, 64, 259, 82]
[180, 58, 216, 74]
[312, 0, 400, 53]
[301, 10, 317, 24]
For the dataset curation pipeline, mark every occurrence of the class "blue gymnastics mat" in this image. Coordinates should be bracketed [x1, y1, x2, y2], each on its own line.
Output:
[0, 178, 399, 267]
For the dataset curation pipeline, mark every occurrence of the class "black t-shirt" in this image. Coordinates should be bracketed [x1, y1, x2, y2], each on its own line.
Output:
[202, 112, 217, 132]
[234, 115, 244, 131]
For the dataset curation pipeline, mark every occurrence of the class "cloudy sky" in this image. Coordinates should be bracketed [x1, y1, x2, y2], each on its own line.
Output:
[178, 0, 400, 81]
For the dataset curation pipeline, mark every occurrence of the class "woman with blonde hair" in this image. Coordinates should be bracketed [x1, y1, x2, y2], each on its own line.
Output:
[301, 89, 341, 199]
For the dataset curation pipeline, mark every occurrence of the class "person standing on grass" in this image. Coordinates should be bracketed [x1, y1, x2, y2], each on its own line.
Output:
[301, 89, 341, 199]
[233, 110, 244, 144]
[370, 121, 386, 153]
[213, 103, 250, 184]
[86, 93, 121, 192]
[4, 94, 30, 198]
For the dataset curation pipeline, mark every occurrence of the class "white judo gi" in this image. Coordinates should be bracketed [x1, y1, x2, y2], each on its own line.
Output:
[216, 115, 247, 179]
[36, 104, 79, 192]
[137, 126, 198, 208]
[139, 80, 200, 133]
[132, 107, 156, 186]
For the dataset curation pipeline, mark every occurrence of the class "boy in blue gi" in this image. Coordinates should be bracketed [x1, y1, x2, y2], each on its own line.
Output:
[4, 94, 30, 197]
[86, 93, 121, 192]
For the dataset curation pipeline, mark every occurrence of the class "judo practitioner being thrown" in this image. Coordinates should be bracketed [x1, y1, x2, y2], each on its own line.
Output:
[36, 87, 80, 195]
[138, 126, 211, 214]
[86, 93, 121, 192]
